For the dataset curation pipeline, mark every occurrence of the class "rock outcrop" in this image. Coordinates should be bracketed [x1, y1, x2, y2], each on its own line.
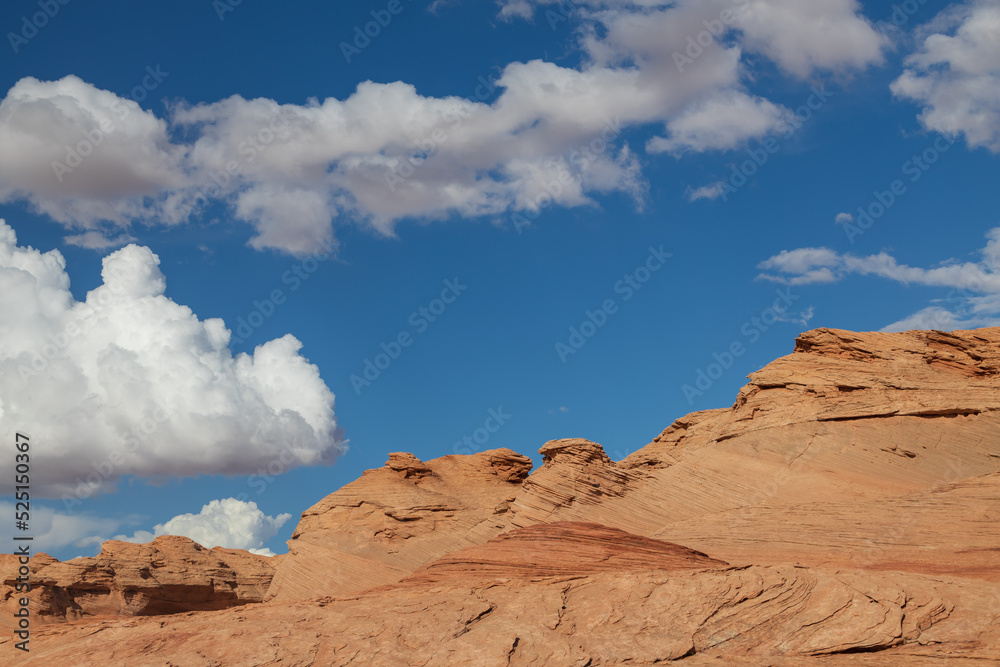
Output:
[265, 328, 1000, 603]
[11, 526, 1000, 665]
[5, 326, 1000, 665]
[399, 521, 728, 585]
[0, 535, 275, 630]
[264, 448, 533, 601]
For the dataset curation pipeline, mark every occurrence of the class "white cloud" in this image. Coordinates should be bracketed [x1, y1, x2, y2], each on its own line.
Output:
[0, 75, 187, 227]
[835, 212, 854, 224]
[733, 0, 886, 78]
[776, 304, 816, 327]
[112, 498, 291, 553]
[757, 247, 842, 276]
[0, 501, 124, 555]
[498, 0, 535, 21]
[249, 548, 278, 557]
[881, 305, 1000, 332]
[0, 220, 344, 498]
[757, 227, 1000, 330]
[0, 0, 886, 255]
[891, 0, 1000, 152]
[647, 91, 787, 155]
[63, 230, 137, 250]
[687, 181, 726, 202]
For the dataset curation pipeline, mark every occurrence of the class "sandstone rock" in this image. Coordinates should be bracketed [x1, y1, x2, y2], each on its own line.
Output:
[399, 521, 727, 585]
[509, 328, 1000, 571]
[267, 327, 1000, 603]
[7, 529, 999, 665]
[0, 535, 275, 630]
[656, 470, 1000, 579]
[264, 448, 533, 601]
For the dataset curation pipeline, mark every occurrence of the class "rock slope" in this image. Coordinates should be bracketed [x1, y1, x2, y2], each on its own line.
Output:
[266, 327, 1000, 602]
[0, 536, 275, 630]
[399, 521, 728, 584]
[265, 448, 532, 601]
[10, 524, 1000, 665]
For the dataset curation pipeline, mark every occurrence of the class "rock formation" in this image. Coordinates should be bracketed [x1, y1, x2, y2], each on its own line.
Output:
[264, 448, 533, 601]
[0, 535, 276, 630]
[4, 326, 999, 665]
[12, 525, 1000, 665]
[262, 327, 1000, 603]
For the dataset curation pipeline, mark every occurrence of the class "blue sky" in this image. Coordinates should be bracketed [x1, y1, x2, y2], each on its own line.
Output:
[1, 0, 998, 559]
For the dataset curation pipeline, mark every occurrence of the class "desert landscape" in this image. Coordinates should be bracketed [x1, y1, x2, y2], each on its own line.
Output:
[3, 1, 1000, 665]
[3, 325, 998, 665]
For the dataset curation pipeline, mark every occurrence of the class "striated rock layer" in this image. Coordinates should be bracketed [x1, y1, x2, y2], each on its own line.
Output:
[399, 521, 728, 585]
[7, 523, 1000, 665]
[0, 535, 275, 630]
[265, 448, 532, 601]
[267, 327, 1000, 602]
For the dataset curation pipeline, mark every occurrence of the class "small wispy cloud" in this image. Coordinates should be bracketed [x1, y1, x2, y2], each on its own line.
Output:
[687, 181, 727, 202]
[757, 227, 1000, 331]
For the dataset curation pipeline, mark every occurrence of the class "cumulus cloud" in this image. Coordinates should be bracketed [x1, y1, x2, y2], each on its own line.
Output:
[733, 0, 886, 77]
[112, 498, 291, 554]
[0, 220, 344, 499]
[757, 227, 1000, 330]
[647, 91, 788, 155]
[0, 75, 187, 226]
[0, 0, 885, 255]
[891, 0, 1000, 152]
[834, 212, 854, 224]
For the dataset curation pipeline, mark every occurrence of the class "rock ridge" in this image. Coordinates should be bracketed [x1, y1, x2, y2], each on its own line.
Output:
[0, 535, 275, 630]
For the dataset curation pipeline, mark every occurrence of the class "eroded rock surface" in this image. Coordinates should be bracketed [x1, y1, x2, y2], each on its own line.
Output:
[265, 328, 1000, 602]
[399, 521, 728, 585]
[0, 535, 275, 630]
[264, 448, 533, 601]
[8, 527, 999, 665]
